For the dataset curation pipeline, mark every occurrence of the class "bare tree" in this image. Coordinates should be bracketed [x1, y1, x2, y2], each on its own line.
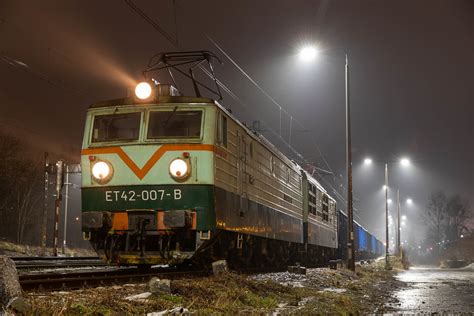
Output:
[445, 195, 471, 242]
[14, 162, 43, 244]
[0, 131, 43, 244]
[422, 191, 473, 259]
[422, 191, 447, 255]
[0, 134, 21, 212]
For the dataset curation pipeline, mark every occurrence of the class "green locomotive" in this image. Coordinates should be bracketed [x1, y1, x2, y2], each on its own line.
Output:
[81, 52, 338, 266]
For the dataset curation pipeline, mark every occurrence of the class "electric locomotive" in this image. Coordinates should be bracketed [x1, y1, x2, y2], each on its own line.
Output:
[80, 51, 380, 267]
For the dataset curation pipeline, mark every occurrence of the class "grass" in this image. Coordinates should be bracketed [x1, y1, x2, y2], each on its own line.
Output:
[0, 240, 96, 257]
[24, 257, 405, 314]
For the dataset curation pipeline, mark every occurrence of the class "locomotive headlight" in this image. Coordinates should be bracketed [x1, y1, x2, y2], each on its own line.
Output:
[135, 82, 152, 100]
[169, 158, 190, 181]
[91, 161, 113, 183]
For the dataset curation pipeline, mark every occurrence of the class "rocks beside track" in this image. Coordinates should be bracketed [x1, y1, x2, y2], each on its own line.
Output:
[0, 255, 31, 313]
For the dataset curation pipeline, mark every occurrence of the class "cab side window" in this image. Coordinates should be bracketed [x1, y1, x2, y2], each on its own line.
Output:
[217, 113, 227, 147]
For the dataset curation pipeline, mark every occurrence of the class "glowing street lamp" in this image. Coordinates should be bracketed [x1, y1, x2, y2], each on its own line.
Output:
[364, 158, 373, 165]
[406, 198, 413, 205]
[299, 46, 319, 62]
[298, 45, 355, 271]
[363, 156, 411, 267]
[400, 158, 410, 167]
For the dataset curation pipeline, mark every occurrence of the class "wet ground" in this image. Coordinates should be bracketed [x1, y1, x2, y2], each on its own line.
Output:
[388, 265, 474, 313]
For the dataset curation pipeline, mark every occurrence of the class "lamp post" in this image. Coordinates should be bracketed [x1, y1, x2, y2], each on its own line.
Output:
[385, 163, 389, 268]
[299, 47, 355, 271]
[396, 194, 413, 257]
[397, 189, 401, 257]
[364, 157, 410, 269]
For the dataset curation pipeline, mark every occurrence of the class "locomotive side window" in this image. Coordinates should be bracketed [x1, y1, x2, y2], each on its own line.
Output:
[322, 194, 329, 222]
[222, 116, 227, 146]
[217, 113, 227, 147]
[148, 110, 202, 139]
[316, 189, 323, 218]
[92, 112, 141, 143]
[308, 183, 317, 215]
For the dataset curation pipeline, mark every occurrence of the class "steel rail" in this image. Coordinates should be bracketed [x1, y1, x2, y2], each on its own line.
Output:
[20, 268, 208, 291]
[11, 256, 99, 261]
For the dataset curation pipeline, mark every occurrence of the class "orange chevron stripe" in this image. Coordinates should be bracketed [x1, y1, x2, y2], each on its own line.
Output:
[81, 144, 214, 180]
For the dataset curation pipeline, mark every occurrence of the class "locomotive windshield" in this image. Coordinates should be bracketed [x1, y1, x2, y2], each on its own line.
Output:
[91, 112, 141, 143]
[147, 110, 202, 139]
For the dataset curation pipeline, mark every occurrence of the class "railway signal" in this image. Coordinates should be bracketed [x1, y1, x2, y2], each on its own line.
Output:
[53, 160, 65, 256]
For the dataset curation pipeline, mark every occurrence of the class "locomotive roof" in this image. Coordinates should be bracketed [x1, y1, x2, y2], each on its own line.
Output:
[88, 96, 215, 108]
[88, 94, 335, 203]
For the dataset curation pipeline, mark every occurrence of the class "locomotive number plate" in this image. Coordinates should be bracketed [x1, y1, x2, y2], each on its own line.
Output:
[105, 189, 182, 202]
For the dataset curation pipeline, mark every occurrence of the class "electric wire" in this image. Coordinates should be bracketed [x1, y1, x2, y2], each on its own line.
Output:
[124, 0, 178, 47]
[121, 1, 370, 223]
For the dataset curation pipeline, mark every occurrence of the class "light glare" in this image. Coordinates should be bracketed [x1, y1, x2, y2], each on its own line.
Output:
[92, 161, 110, 180]
[400, 158, 410, 167]
[387, 198, 392, 204]
[169, 158, 189, 179]
[364, 158, 373, 165]
[299, 46, 318, 62]
[135, 82, 152, 100]
[406, 198, 413, 205]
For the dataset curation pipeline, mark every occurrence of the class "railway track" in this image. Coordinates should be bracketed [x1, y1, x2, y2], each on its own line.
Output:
[20, 267, 209, 291]
[11, 256, 99, 261]
[11, 256, 106, 270]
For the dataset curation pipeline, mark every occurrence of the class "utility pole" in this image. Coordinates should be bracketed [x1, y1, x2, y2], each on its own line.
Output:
[397, 189, 401, 257]
[384, 163, 390, 269]
[62, 164, 69, 254]
[41, 152, 49, 255]
[53, 160, 64, 256]
[345, 53, 355, 271]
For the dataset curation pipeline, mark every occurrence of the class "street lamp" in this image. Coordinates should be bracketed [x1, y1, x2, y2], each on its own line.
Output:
[299, 45, 355, 271]
[363, 156, 411, 268]
[299, 46, 319, 62]
[400, 158, 410, 167]
[397, 197, 414, 256]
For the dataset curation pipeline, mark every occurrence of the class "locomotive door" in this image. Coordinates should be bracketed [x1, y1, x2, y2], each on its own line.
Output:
[237, 131, 248, 216]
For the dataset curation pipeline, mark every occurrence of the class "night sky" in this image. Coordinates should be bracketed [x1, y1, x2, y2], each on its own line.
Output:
[1, 1, 472, 241]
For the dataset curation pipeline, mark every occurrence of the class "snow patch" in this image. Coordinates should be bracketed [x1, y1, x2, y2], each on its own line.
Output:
[147, 307, 189, 315]
[460, 263, 474, 270]
[125, 292, 152, 302]
[319, 287, 347, 293]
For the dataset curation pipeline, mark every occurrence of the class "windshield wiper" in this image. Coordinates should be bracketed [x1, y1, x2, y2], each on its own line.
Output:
[162, 106, 178, 129]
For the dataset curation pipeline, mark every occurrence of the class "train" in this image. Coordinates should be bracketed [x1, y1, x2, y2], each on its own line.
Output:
[80, 51, 384, 267]
[337, 211, 385, 261]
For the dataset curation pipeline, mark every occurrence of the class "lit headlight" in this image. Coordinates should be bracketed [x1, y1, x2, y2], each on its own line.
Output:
[91, 161, 113, 183]
[135, 82, 152, 100]
[169, 158, 190, 181]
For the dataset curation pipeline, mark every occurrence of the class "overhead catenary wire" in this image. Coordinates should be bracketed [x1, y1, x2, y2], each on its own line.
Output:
[0, 52, 97, 99]
[206, 35, 336, 178]
[121, 1, 369, 221]
[124, 0, 178, 47]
